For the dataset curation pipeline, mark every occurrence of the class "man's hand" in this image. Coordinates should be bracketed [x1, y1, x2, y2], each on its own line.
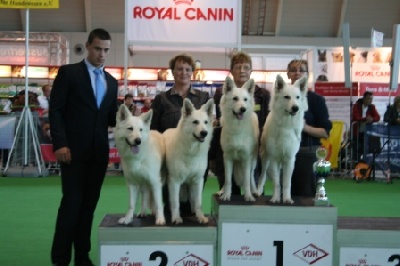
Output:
[55, 147, 71, 164]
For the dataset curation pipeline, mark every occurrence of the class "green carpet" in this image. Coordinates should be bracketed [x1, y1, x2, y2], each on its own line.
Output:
[0, 175, 399, 265]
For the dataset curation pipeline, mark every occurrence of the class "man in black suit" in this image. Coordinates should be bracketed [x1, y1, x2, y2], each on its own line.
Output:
[49, 28, 118, 266]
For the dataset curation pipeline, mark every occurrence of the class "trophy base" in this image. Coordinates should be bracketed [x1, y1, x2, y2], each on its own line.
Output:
[314, 198, 330, 206]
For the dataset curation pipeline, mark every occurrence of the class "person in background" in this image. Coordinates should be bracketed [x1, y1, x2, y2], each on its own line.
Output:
[124, 93, 140, 116]
[212, 51, 270, 195]
[287, 59, 332, 197]
[141, 98, 152, 113]
[351, 91, 380, 162]
[384, 95, 400, 125]
[150, 53, 209, 216]
[49, 28, 118, 266]
[37, 84, 52, 117]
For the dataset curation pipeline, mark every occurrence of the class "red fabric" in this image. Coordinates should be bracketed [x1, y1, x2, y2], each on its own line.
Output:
[108, 147, 121, 163]
[141, 106, 151, 113]
[40, 144, 57, 162]
[41, 144, 121, 163]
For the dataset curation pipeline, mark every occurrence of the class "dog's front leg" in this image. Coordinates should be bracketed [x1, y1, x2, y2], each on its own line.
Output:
[242, 160, 256, 201]
[269, 163, 282, 203]
[118, 184, 140, 225]
[281, 160, 295, 204]
[151, 179, 166, 225]
[169, 181, 183, 224]
[256, 155, 269, 196]
[220, 159, 233, 201]
[191, 180, 208, 224]
[139, 186, 150, 217]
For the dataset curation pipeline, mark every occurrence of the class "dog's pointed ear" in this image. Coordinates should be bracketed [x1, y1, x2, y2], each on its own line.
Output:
[117, 104, 130, 122]
[141, 109, 153, 125]
[183, 98, 194, 117]
[296, 75, 309, 93]
[202, 98, 215, 117]
[243, 78, 255, 94]
[275, 74, 285, 92]
[223, 76, 234, 94]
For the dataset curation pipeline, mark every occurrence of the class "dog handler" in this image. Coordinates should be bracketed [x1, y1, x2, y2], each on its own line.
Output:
[150, 53, 209, 217]
[49, 28, 118, 266]
[287, 59, 332, 197]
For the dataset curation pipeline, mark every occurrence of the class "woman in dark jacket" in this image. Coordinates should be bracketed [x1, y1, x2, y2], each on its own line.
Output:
[384, 95, 400, 125]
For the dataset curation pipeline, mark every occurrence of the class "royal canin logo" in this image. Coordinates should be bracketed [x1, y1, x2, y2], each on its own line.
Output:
[173, 0, 193, 5]
[293, 244, 329, 265]
[132, 1, 234, 21]
[226, 245, 263, 257]
[173, 253, 209, 266]
[106, 256, 142, 266]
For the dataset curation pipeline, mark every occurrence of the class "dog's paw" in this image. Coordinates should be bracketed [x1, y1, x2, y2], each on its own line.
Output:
[171, 215, 183, 224]
[282, 198, 294, 204]
[270, 196, 281, 203]
[137, 212, 147, 218]
[155, 216, 166, 226]
[255, 187, 264, 197]
[197, 215, 209, 224]
[244, 193, 256, 202]
[219, 192, 231, 201]
[118, 216, 133, 225]
[215, 188, 224, 196]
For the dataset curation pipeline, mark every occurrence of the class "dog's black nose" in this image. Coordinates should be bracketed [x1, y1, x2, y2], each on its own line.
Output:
[135, 138, 141, 145]
[200, 130, 208, 137]
[240, 107, 246, 113]
[291, 105, 299, 113]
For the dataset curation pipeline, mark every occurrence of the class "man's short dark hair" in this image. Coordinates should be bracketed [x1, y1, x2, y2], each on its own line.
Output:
[87, 28, 111, 44]
[363, 91, 373, 98]
[124, 94, 133, 100]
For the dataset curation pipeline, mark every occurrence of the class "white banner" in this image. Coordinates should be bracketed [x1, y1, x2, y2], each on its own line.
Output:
[126, 0, 240, 47]
[101, 244, 214, 266]
[340, 247, 400, 265]
[220, 223, 333, 266]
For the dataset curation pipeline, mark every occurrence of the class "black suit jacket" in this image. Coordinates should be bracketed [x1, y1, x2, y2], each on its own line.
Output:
[49, 60, 118, 163]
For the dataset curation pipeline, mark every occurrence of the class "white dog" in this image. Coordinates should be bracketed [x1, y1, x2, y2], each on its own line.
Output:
[114, 105, 166, 225]
[163, 98, 214, 224]
[257, 74, 308, 203]
[218, 76, 259, 202]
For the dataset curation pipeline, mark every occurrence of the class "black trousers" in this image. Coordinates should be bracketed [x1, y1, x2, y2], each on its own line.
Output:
[291, 146, 319, 197]
[51, 159, 107, 265]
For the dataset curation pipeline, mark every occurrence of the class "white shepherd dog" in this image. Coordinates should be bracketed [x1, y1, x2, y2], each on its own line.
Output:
[163, 98, 214, 224]
[115, 105, 166, 225]
[218, 76, 259, 201]
[257, 74, 308, 203]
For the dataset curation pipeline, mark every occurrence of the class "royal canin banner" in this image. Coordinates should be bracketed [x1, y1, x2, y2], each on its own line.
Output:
[126, 0, 240, 46]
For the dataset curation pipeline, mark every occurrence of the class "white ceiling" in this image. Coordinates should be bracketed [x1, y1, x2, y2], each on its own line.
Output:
[0, 0, 399, 39]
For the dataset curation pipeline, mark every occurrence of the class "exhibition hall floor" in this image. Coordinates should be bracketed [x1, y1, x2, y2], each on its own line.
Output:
[0, 175, 399, 265]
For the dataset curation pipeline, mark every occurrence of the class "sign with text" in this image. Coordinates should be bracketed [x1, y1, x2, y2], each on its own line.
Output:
[315, 82, 358, 128]
[0, 43, 51, 66]
[126, 0, 240, 46]
[0, 0, 59, 8]
[101, 244, 213, 266]
[340, 247, 400, 266]
[220, 223, 333, 265]
[314, 47, 398, 83]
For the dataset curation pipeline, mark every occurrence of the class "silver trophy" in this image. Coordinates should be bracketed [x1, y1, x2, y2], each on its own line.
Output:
[313, 147, 331, 206]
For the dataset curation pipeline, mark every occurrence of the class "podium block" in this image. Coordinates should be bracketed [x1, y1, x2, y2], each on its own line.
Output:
[338, 217, 400, 265]
[212, 195, 338, 266]
[98, 214, 217, 266]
